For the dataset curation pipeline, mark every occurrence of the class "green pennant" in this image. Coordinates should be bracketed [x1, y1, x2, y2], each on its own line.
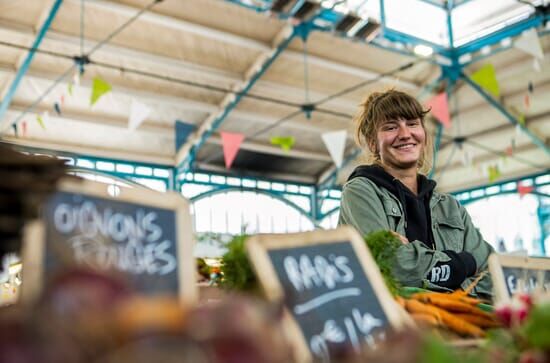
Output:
[67, 82, 73, 96]
[36, 115, 46, 130]
[270, 136, 295, 151]
[471, 63, 500, 98]
[90, 77, 112, 106]
[488, 165, 501, 183]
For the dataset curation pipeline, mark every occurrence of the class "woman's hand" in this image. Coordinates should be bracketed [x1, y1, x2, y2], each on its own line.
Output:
[390, 231, 409, 244]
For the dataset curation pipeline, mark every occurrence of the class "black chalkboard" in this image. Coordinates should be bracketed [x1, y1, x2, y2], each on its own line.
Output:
[22, 179, 196, 304]
[246, 226, 407, 363]
[502, 267, 549, 296]
[489, 254, 550, 303]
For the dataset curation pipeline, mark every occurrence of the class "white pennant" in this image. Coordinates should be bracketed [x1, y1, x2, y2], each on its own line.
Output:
[533, 58, 542, 72]
[514, 28, 544, 60]
[128, 99, 152, 130]
[321, 130, 347, 168]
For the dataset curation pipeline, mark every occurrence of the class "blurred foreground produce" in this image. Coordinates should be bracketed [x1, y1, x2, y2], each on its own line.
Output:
[0, 144, 68, 259]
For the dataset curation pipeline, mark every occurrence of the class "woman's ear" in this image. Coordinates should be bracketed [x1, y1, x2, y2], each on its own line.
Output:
[368, 139, 377, 154]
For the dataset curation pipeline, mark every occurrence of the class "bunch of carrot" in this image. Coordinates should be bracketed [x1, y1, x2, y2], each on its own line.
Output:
[395, 290, 501, 338]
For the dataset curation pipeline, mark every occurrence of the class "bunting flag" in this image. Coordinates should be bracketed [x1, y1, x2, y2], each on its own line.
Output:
[60, 94, 65, 106]
[67, 82, 73, 96]
[524, 94, 530, 109]
[514, 28, 544, 60]
[270, 136, 295, 151]
[425, 92, 451, 128]
[488, 165, 501, 183]
[505, 145, 513, 157]
[221, 131, 244, 169]
[128, 99, 152, 131]
[471, 64, 500, 98]
[12, 123, 18, 137]
[22, 121, 27, 137]
[175, 120, 196, 152]
[517, 182, 534, 198]
[533, 58, 541, 72]
[90, 77, 112, 106]
[54, 102, 62, 115]
[528, 81, 534, 93]
[36, 115, 46, 130]
[321, 130, 347, 168]
[509, 106, 526, 125]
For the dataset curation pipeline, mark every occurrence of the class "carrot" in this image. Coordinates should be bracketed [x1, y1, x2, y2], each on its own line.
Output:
[405, 299, 485, 337]
[411, 313, 440, 327]
[405, 299, 441, 321]
[453, 314, 501, 329]
[413, 294, 493, 319]
[395, 296, 406, 308]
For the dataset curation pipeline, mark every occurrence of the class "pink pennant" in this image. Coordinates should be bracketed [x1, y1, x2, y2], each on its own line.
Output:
[505, 146, 513, 156]
[425, 92, 451, 128]
[22, 121, 27, 137]
[517, 182, 534, 198]
[524, 94, 530, 109]
[60, 94, 65, 106]
[221, 131, 244, 169]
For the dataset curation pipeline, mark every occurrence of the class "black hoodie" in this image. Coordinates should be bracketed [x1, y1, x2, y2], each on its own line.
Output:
[348, 165, 477, 289]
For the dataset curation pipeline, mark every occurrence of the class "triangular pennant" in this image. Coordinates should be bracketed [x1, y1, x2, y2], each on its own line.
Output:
[60, 94, 65, 106]
[270, 136, 295, 151]
[128, 99, 152, 130]
[533, 58, 541, 72]
[12, 123, 18, 137]
[488, 165, 501, 183]
[514, 28, 544, 60]
[36, 115, 46, 130]
[509, 106, 526, 126]
[471, 63, 500, 98]
[54, 102, 62, 115]
[175, 120, 196, 152]
[67, 82, 73, 96]
[221, 131, 244, 169]
[90, 77, 112, 106]
[425, 92, 451, 128]
[528, 81, 534, 93]
[22, 121, 27, 137]
[524, 94, 530, 109]
[321, 130, 347, 168]
[517, 182, 534, 198]
[505, 145, 513, 156]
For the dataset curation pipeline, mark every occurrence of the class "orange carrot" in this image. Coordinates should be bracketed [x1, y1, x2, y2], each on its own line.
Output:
[453, 313, 501, 329]
[411, 313, 440, 327]
[405, 299, 485, 337]
[413, 294, 493, 319]
[395, 296, 406, 308]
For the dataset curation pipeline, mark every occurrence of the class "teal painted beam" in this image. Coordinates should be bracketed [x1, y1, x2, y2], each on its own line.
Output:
[0, 0, 64, 129]
[461, 72, 550, 157]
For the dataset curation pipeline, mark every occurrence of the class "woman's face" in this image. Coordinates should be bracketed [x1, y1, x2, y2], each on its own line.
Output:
[374, 118, 426, 170]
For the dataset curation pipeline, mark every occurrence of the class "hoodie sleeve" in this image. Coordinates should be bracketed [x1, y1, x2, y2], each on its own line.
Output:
[338, 178, 453, 288]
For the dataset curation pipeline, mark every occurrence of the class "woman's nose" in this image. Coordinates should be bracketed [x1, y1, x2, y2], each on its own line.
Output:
[397, 124, 411, 138]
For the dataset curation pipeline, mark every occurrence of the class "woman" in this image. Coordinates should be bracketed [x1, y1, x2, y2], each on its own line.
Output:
[338, 89, 493, 297]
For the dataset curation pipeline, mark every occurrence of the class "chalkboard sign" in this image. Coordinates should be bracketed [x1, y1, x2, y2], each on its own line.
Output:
[488, 253, 550, 303]
[21, 179, 196, 305]
[246, 226, 409, 363]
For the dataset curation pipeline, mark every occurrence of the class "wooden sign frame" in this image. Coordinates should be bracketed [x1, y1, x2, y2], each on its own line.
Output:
[246, 225, 409, 363]
[489, 253, 550, 303]
[21, 178, 196, 305]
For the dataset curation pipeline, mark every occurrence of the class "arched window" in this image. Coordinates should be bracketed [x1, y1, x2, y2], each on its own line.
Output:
[191, 191, 315, 235]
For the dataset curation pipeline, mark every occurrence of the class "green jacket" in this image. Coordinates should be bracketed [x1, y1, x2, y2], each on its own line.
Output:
[338, 176, 494, 296]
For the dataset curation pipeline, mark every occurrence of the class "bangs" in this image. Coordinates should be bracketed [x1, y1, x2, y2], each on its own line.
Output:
[372, 91, 428, 125]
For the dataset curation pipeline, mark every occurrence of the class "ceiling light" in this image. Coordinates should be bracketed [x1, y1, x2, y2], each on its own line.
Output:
[413, 44, 433, 57]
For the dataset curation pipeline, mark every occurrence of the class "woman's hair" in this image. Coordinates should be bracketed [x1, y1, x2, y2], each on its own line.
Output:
[353, 89, 433, 175]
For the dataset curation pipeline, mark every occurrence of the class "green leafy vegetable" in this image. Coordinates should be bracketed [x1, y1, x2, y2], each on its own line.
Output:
[219, 234, 257, 291]
[363, 230, 402, 295]
[521, 302, 550, 349]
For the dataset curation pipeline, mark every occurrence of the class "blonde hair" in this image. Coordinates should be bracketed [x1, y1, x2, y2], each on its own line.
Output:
[353, 89, 433, 175]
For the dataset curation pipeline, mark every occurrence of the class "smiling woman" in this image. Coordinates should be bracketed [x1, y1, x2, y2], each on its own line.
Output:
[338, 89, 495, 299]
